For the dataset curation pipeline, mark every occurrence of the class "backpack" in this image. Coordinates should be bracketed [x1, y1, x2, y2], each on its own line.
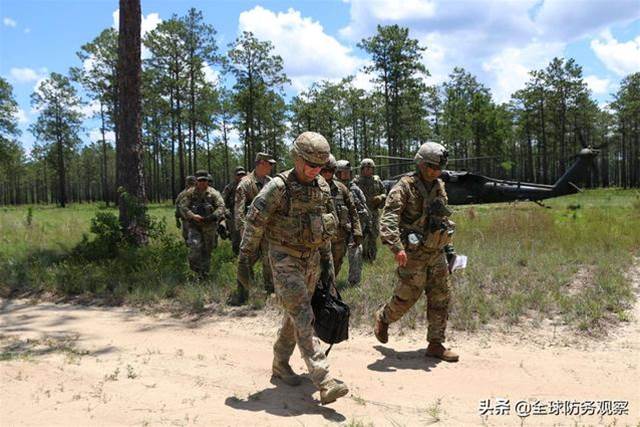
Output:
[311, 280, 350, 355]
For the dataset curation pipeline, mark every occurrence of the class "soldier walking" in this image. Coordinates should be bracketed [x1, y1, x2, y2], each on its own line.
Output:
[374, 142, 459, 362]
[237, 132, 349, 405]
[233, 152, 276, 299]
[222, 166, 247, 255]
[353, 159, 386, 262]
[319, 156, 363, 280]
[335, 160, 369, 286]
[179, 170, 226, 279]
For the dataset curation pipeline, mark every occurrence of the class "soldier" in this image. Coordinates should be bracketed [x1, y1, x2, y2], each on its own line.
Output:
[179, 170, 226, 279]
[374, 142, 459, 362]
[175, 175, 196, 244]
[237, 131, 349, 405]
[233, 152, 276, 296]
[335, 160, 370, 286]
[222, 167, 247, 255]
[319, 156, 363, 280]
[353, 158, 386, 262]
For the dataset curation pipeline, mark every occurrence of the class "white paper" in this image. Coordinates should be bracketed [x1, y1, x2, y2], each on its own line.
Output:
[451, 254, 468, 272]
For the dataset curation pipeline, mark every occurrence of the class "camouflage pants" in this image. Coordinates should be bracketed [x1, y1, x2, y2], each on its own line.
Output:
[377, 249, 450, 343]
[270, 247, 330, 388]
[186, 224, 217, 276]
[228, 219, 241, 256]
[347, 244, 363, 286]
[363, 211, 380, 262]
[331, 239, 348, 279]
[238, 238, 273, 292]
[181, 221, 189, 245]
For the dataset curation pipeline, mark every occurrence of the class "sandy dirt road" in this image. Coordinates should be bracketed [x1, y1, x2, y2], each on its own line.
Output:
[1, 293, 638, 427]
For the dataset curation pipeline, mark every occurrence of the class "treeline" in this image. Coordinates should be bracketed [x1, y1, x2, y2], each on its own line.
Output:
[1, 13, 639, 206]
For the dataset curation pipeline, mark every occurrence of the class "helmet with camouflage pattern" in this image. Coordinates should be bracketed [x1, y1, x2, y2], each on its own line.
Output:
[186, 175, 197, 186]
[360, 158, 375, 169]
[322, 154, 337, 171]
[291, 131, 331, 166]
[415, 141, 448, 168]
[335, 160, 351, 172]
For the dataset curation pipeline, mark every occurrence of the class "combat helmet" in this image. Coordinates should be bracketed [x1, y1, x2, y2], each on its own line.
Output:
[335, 160, 351, 172]
[291, 132, 331, 166]
[185, 175, 197, 186]
[360, 158, 375, 169]
[322, 154, 337, 171]
[415, 142, 448, 168]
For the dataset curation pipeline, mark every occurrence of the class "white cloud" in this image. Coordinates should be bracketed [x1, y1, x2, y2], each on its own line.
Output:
[238, 6, 365, 92]
[591, 31, 640, 77]
[9, 67, 47, 83]
[202, 62, 219, 85]
[3, 17, 17, 27]
[77, 100, 102, 119]
[482, 42, 564, 103]
[584, 74, 612, 95]
[88, 128, 115, 144]
[15, 107, 28, 124]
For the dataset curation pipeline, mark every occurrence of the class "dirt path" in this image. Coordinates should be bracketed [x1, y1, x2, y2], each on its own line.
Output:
[1, 280, 639, 427]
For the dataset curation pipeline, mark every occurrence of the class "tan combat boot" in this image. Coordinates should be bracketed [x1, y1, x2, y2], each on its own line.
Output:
[319, 378, 349, 405]
[425, 342, 459, 362]
[272, 360, 302, 386]
[374, 318, 389, 344]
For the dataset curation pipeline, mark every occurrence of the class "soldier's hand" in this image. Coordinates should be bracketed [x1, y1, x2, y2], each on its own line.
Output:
[192, 214, 204, 223]
[395, 250, 408, 267]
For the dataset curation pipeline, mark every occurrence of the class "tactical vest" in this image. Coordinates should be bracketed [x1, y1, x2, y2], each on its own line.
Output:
[400, 173, 454, 250]
[355, 175, 383, 209]
[329, 180, 351, 237]
[265, 170, 337, 253]
[188, 188, 217, 227]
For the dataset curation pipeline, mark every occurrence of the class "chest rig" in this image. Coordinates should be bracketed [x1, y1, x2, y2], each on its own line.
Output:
[266, 170, 337, 252]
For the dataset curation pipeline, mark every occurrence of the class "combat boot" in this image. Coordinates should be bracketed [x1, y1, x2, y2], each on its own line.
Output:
[425, 342, 459, 362]
[319, 378, 349, 405]
[374, 318, 389, 344]
[272, 360, 302, 386]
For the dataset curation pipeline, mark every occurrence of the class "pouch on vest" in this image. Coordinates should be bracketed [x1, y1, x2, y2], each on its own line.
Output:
[321, 213, 337, 239]
[422, 219, 455, 250]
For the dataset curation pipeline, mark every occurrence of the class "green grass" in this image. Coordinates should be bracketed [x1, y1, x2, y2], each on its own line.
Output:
[1, 188, 639, 334]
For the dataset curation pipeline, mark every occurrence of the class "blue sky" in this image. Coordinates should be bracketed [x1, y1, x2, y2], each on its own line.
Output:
[2, 0, 639, 153]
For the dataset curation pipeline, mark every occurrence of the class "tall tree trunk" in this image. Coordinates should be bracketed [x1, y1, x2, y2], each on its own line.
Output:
[117, 0, 147, 244]
[100, 102, 110, 206]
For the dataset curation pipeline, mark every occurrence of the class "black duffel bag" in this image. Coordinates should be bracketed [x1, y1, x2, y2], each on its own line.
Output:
[311, 281, 350, 355]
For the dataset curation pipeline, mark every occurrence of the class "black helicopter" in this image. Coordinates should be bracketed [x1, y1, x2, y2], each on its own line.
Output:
[375, 147, 599, 206]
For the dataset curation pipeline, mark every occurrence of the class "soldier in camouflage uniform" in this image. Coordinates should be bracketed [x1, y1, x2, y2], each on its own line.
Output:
[222, 167, 247, 255]
[175, 176, 196, 244]
[374, 142, 459, 362]
[335, 160, 369, 286]
[234, 153, 276, 296]
[179, 170, 226, 279]
[353, 159, 386, 262]
[237, 132, 349, 405]
[320, 155, 363, 279]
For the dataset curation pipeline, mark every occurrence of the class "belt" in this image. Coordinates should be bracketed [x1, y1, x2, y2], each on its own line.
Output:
[268, 241, 318, 259]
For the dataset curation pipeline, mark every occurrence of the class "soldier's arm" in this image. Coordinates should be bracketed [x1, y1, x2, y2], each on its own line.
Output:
[212, 190, 226, 220]
[239, 179, 284, 257]
[234, 183, 248, 232]
[178, 191, 197, 220]
[344, 186, 363, 238]
[379, 181, 408, 254]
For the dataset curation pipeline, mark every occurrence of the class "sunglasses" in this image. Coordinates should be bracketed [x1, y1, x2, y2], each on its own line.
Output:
[304, 159, 324, 169]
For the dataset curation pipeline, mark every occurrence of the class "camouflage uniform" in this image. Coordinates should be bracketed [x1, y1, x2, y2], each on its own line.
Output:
[179, 186, 226, 276]
[175, 177, 196, 244]
[235, 170, 274, 291]
[336, 176, 369, 285]
[376, 172, 453, 344]
[327, 179, 362, 278]
[353, 172, 386, 262]
[222, 179, 241, 255]
[239, 168, 338, 389]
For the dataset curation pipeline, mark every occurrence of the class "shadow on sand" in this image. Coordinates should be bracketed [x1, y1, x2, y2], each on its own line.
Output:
[367, 345, 442, 372]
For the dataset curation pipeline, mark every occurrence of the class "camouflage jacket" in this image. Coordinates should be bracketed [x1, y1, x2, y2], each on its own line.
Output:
[338, 178, 370, 230]
[380, 172, 450, 254]
[179, 186, 226, 229]
[239, 169, 337, 259]
[353, 174, 387, 211]
[328, 179, 363, 242]
[221, 181, 239, 219]
[175, 186, 192, 219]
[234, 171, 271, 234]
